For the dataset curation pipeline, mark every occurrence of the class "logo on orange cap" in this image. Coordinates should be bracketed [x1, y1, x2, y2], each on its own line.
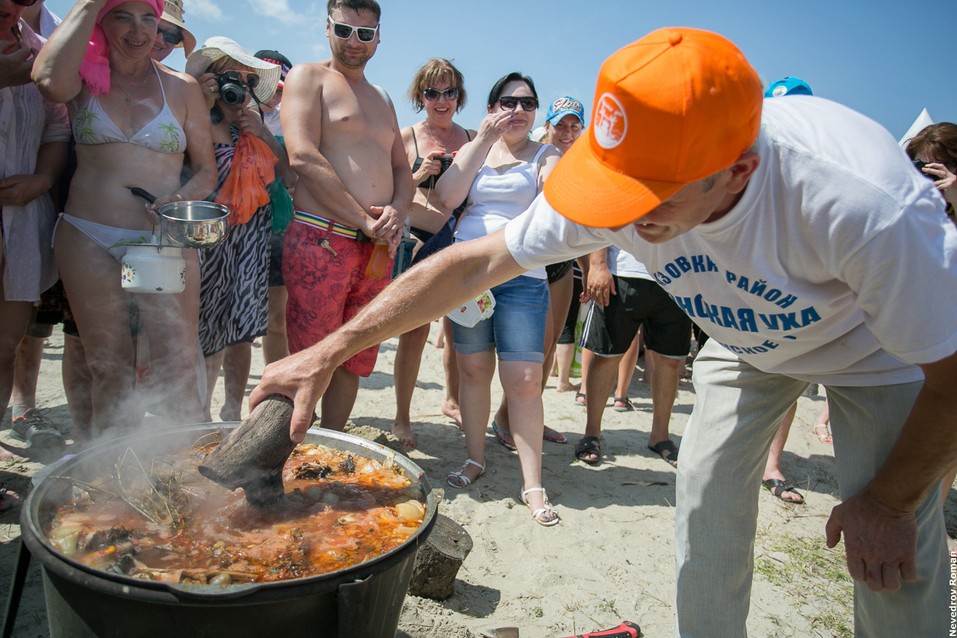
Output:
[593, 94, 627, 149]
[544, 27, 763, 229]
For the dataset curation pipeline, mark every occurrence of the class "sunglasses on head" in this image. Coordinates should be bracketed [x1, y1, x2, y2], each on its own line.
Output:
[11, 0, 39, 6]
[327, 17, 379, 43]
[497, 96, 538, 112]
[423, 87, 459, 102]
[157, 26, 183, 46]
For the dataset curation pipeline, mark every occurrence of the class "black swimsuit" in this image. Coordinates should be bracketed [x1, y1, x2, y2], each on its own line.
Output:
[409, 127, 472, 240]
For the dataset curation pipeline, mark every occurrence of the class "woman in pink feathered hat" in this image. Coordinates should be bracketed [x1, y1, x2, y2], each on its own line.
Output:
[31, 0, 218, 442]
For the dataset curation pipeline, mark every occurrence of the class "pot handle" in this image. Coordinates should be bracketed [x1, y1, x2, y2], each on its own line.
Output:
[165, 581, 266, 600]
[130, 187, 158, 204]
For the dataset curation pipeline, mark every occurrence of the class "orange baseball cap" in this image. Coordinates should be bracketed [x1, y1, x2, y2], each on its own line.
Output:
[544, 27, 763, 228]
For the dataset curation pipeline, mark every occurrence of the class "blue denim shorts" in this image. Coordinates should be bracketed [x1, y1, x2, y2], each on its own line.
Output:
[451, 275, 549, 362]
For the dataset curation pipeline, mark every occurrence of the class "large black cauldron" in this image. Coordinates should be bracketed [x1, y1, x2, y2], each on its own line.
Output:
[20, 424, 437, 638]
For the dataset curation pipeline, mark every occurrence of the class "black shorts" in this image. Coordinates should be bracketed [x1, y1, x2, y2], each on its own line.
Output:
[546, 260, 573, 284]
[558, 275, 583, 344]
[268, 231, 284, 288]
[582, 276, 691, 357]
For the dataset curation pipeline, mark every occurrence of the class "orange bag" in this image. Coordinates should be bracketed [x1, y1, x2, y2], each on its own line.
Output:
[215, 132, 278, 225]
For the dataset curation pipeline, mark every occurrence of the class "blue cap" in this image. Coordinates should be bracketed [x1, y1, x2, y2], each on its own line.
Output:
[764, 77, 813, 98]
[545, 96, 585, 126]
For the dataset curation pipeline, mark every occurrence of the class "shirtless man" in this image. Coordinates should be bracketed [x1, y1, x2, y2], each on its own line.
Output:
[278, 0, 411, 431]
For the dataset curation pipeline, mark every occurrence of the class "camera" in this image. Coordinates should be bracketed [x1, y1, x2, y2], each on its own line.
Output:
[215, 71, 248, 106]
[438, 153, 454, 172]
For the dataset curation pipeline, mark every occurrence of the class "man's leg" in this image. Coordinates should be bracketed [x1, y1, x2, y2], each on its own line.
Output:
[826, 382, 947, 637]
[675, 339, 804, 637]
[583, 354, 621, 439]
[647, 350, 682, 447]
[320, 367, 360, 431]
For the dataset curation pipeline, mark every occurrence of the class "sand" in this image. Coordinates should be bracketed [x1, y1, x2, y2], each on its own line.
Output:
[0, 321, 904, 637]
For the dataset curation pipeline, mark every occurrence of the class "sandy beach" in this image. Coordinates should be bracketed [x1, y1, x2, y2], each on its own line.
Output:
[4, 321, 940, 637]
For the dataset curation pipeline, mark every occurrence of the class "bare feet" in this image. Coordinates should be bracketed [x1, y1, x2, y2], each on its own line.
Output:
[391, 421, 417, 450]
[812, 423, 832, 444]
[0, 485, 20, 512]
[0, 448, 25, 462]
[219, 406, 242, 422]
[556, 381, 581, 393]
[442, 401, 463, 429]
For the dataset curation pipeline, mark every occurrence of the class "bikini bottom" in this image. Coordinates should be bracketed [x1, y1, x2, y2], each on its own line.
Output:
[55, 213, 156, 262]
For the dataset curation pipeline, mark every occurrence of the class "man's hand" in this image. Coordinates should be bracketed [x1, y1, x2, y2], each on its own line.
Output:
[585, 264, 615, 306]
[825, 488, 918, 592]
[368, 204, 402, 254]
[249, 349, 335, 443]
[0, 174, 51, 207]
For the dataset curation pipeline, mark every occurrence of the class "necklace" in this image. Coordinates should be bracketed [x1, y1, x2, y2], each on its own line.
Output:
[112, 69, 152, 106]
[424, 120, 456, 152]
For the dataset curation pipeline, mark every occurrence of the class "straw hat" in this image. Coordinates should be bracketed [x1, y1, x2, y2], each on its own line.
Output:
[161, 0, 196, 56]
[185, 37, 281, 104]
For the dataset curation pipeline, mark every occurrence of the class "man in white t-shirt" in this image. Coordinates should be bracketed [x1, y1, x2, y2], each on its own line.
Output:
[253, 27, 956, 636]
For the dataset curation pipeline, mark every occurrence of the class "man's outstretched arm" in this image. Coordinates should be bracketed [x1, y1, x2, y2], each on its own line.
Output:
[249, 230, 526, 441]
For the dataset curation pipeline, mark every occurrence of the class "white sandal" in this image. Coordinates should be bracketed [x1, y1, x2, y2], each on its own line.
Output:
[520, 486, 560, 527]
[447, 459, 485, 488]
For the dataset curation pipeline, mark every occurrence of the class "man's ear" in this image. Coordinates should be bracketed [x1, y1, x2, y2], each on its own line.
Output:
[725, 151, 760, 194]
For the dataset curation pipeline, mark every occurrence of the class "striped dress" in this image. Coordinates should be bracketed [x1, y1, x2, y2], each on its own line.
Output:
[198, 125, 271, 356]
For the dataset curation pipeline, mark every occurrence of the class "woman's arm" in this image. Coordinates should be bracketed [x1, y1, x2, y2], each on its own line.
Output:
[431, 111, 512, 211]
[162, 75, 217, 205]
[32, 0, 104, 102]
[0, 140, 68, 207]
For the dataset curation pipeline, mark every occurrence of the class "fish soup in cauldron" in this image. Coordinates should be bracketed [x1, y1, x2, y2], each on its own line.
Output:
[42, 433, 427, 586]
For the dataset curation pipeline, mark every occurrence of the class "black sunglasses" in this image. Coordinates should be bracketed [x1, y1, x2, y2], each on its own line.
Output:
[423, 87, 459, 102]
[11, 0, 39, 6]
[327, 17, 379, 43]
[497, 96, 538, 112]
[157, 26, 183, 46]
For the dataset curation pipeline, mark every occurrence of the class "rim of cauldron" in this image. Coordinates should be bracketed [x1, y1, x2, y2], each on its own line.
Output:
[21, 423, 438, 601]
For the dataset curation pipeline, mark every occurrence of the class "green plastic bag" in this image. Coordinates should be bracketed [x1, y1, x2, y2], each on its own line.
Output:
[269, 179, 294, 235]
[269, 135, 294, 235]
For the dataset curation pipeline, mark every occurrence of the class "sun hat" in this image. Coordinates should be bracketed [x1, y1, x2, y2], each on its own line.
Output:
[254, 50, 293, 89]
[545, 96, 585, 127]
[544, 27, 763, 229]
[185, 37, 280, 103]
[79, 0, 164, 96]
[161, 0, 197, 56]
[764, 76, 813, 98]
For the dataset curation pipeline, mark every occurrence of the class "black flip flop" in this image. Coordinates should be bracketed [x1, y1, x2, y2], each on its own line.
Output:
[647, 440, 679, 468]
[762, 478, 805, 504]
[575, 435, 602, 465]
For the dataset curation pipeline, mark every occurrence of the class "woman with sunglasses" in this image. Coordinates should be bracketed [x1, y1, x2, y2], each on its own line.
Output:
[150, 0, 195, 63]
[0, 0, 70, 460]
[431, 72, 562, 526]
[390, 58, 476, 449]
[32, 0, 217, 441]
[185, 37, 290, 422]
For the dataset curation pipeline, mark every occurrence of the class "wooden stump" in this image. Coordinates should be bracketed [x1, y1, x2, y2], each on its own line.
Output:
[408, 514, 473, 600]
[198, 395, 296, 508]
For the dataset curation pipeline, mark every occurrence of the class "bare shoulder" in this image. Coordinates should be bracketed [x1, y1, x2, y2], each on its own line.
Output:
[156, 63, 195, 87]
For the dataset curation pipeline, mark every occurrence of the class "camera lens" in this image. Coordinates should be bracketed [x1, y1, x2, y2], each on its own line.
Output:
[216, 73, 248, 106]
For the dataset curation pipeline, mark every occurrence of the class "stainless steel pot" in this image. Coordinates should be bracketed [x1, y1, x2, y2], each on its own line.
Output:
[131, 187, 230, 249]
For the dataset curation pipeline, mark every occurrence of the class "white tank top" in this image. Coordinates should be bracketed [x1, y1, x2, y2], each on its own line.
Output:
[456, 144, 549, 279]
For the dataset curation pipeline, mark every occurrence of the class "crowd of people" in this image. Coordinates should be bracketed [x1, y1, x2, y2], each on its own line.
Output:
[4, 0, 957, 635]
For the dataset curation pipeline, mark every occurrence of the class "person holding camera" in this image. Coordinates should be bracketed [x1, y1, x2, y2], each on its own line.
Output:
[32, 0, 218, 439]
[185, 37, 288, 422]
[906, 122, 957, 222]
[390, 58, 476, 449]
[429, 71, 562, 526]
